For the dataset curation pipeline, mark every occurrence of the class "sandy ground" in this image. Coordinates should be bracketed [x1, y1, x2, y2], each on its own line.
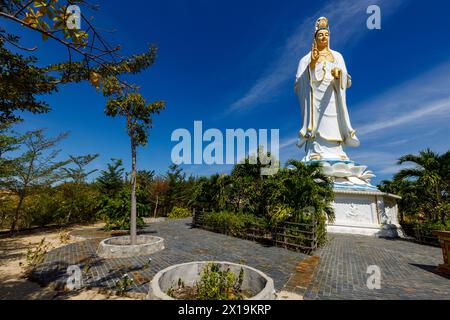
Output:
[0, 223, 143, 300]
[276, 291, 304, 300]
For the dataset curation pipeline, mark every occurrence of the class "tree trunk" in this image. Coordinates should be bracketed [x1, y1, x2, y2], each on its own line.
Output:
[153, 195, 159, 219]
[130, 140, 137, 245]
[10, 192, 25, 234]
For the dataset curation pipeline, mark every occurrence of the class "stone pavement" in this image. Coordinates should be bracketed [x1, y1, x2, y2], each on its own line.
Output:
[32, 218, 304, 294]
[32, 219, 449, 299]
[297, 234, 450, 300]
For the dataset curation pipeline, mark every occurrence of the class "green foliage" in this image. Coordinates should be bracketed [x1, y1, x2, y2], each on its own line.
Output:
[20, 183, 100, 228]
[267, 204, 292, 226]
[164, 164, 193, 211]
[380, 149, 450, 225]
[167, 207, 191, 219]
[0, 38, 55, 124]
[105, 92, 165, 147]
[62, 154, 99, 184]
[0, 129, 71, 232]
[202, 211, 264, 236]
[196, 263, 245, 300]
[98, 188, 147, 230]
[20, 238, 52, 277]
[96, 159, 124, 198]
[264, 160, 334, 223]
[115, 274, 134, 296]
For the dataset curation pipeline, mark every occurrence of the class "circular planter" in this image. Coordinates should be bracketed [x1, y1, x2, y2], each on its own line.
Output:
[147, 261, 276, 300]
[97, 235, 164, 259]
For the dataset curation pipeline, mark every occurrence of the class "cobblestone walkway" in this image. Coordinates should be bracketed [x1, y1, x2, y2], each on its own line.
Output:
[300, 234, 450, 300]
[32, 219, 304, 294]
[32, 220, 449, 299]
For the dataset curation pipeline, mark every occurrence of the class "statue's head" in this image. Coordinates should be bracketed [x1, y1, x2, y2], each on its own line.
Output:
[314, 17, 330, 49]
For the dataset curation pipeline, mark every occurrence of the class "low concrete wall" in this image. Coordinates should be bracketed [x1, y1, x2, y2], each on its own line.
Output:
[147, 261, 276, 300]
[143, 217, 166, 224]
[97, 235, 164, 259]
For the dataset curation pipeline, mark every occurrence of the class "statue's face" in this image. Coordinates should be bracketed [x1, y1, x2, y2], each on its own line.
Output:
[315, 30, 329, 48]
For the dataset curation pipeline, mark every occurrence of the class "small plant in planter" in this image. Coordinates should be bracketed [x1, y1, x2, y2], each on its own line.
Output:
[115, 274, 134, 295]
[166, 263, 248, 300]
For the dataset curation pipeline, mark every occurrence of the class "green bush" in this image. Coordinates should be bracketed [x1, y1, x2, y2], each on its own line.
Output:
[21, 184, 100, 228]
[97, 188, 147, 230]
[196, 263, 245, 300]
[167, 207, 191, 219]
[201, 211, 264, 236]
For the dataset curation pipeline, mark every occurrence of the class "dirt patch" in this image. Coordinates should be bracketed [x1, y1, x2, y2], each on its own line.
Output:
[0, 223, 142, 300]
[70, 228, 128, 241]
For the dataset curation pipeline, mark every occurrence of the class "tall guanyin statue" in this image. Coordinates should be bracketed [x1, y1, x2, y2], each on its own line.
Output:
[294, 17, 376, 189]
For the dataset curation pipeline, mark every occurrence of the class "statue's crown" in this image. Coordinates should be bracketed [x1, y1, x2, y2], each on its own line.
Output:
[315, 17, 329, 33]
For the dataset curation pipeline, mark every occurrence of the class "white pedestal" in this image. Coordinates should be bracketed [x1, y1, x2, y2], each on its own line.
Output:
[327, 189, 404, 238]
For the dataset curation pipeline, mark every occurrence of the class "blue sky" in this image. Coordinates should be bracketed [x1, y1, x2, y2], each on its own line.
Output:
[4, 0, 450, 183]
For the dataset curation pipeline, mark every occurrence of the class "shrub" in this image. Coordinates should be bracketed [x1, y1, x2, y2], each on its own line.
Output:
[196, 263, 245, 300]
[167, 207, 191, 219]
[97, 188, 147, 230]
[115, 274, 134, 296]
[201, 211, 264, 236]
[20, 238, 52, 277]
[22, 184, 100, 228]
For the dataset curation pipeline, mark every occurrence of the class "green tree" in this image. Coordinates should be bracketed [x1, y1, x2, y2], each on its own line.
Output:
[264, 160, 334, 221]
[378, 178, 419, 223]
[229, 147, 278, 215]
[0, 129, 70, 232]
[165, 164, 188, 211]
[96, 158, 124, 198]
[191, 174, 231, 212]
[105, 92, 165, 244]
[62, 154, 99, 183]
[0, 121, 23, 178]
[395, 149, 450, 224]
[0, 37, 56, 124]
[55, 153, 100, 224]
[2, 2, 166, 241]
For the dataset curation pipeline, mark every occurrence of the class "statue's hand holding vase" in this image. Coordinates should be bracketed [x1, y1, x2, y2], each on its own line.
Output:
[331, 67, 341, 79]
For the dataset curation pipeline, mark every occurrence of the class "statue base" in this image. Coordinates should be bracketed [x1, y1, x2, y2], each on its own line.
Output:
[328, 188, 404, 238]
[303, 159, 404, 238]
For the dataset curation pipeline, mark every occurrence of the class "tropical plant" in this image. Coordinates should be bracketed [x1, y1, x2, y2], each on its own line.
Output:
[395, 149, 450, 224]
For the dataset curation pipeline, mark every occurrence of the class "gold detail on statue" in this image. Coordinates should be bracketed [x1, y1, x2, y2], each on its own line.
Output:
[316, 17, 329, 31]
[331, 67, 341, 80]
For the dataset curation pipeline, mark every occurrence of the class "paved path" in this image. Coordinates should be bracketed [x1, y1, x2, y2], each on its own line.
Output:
[296, 234, 450, 300]
[33, 218, 305, 294]
[32, 219, 449, 299]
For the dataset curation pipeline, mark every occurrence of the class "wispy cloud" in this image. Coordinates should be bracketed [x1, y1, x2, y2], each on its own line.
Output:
[354, 62, 450, 138]
[227, 0, 403, 113]
[279, 137, 298, 150]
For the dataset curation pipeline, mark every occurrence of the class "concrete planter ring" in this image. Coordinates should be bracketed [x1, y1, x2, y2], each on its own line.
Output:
[147, 261, 276, 300]
[97, 235, 164, 259]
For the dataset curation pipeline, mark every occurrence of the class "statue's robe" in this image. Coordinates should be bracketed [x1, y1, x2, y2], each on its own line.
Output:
[295, 50, 360, 160]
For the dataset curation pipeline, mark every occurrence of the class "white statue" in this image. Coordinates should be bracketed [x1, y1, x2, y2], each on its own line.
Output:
[295, 17, 375, 187]
[295, 17, 360, 162]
